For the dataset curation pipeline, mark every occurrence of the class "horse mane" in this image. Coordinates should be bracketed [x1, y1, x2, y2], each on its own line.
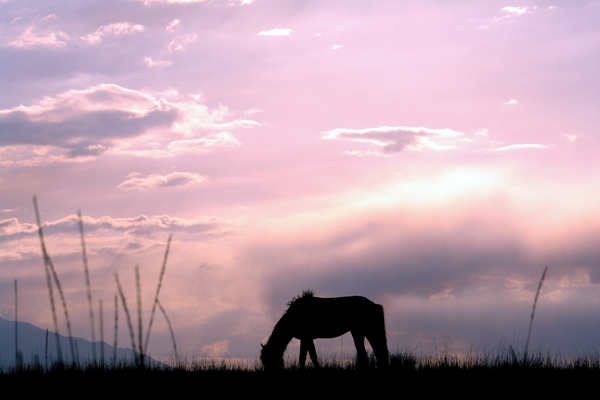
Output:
[286, 289, 314, 309]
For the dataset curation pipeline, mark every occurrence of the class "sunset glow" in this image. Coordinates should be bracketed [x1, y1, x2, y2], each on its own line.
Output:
[1, 0, 600, 361]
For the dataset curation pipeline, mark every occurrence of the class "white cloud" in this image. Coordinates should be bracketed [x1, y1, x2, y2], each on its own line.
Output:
[501, 6, 530, 16]
[243, 107, 262, 116]
[332, 45, 343, 50]
[342, 150, 388, 157]
[258, 28, 293, 36]
[475, 129, 489, 136]
[118, 171, 208, 190]
[0, 84, 260, 164]
[80, 22, 145, 45]
[144, 56, 172, 68]
[480, 6, 533, 28]
[323, 125, 464, 154]
[8, 24, 70, 49]
[0, 213, 228, 241]
[503, 99, 519, 105]
[561, 134, 577, 142]
[491, 143, 546, 151]
[166, 19, 180, 32]
[166, 35, 197, 52]
[167, 132, 242, 154]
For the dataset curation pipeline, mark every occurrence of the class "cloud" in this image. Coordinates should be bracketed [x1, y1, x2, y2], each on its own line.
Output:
[0, 84, 260, 164]
[167, 132, 241, 154]
[166, 35, 197, 52]
[166, 19, 180, 32]
[243, 107, 261, 116]
[332, 45, 343, 50]
[118, 171, 208, 190]
[8, 24, 70, 49]
[561, 134, 577, 142]
[491, 143, 546, 151]
[144, 56, 172, 68]
[80, 22, 145, 45]
[0, 213, 229, 242]
[322, 126, 464, 154]
[480, 6, 533, 28]
[500, 6, 530, 16]
[1, 208, 21, 213]
[258, 29, 293, 36]
[503, 99, 519, 105]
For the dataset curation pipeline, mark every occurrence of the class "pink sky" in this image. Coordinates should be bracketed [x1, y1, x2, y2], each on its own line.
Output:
[2, 0, 600, 361]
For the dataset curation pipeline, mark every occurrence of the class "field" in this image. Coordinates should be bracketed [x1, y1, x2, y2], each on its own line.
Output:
[1, 346, 598, 396]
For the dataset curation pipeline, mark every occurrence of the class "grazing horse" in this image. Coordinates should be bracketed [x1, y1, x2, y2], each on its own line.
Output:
[260, 290, 389, 370]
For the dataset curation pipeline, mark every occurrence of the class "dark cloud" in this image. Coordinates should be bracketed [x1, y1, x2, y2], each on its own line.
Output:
[0, 108, 178, 149]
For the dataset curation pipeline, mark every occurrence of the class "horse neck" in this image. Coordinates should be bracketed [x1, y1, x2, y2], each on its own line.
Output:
[267, 316, 294, 355]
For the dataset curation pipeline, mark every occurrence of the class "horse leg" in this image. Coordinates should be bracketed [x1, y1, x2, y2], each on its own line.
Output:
[366, 305, 389, 368]
[299, 340, 308, 369]
[366, 333, 389, 369]
[351, 331, 368, 369]
[306, 340, 320, 369]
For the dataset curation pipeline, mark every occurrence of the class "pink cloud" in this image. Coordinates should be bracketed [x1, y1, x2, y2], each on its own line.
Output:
[118, 171, 208, 190]
[323, 126, 464, 154]
[144, 56, 172, 68]
[258, 28, 293, 36]
[0, 84, 260, 164]
[166, 35, 197, 52]
[491, 143, 547, 151]
[8, 24, 69, 49]
[167, 132, 242, 154]
[80, 22, 145, 45]
[166, 19, 180, 32]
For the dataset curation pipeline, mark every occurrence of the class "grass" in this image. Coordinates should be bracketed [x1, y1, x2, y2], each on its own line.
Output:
[2, 347, 599, 396]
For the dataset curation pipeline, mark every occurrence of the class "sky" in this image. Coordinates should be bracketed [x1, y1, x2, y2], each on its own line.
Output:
[2, 0, 600, 362]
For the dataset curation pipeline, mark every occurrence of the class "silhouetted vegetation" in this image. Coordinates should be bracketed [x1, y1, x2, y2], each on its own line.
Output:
[2, 347, 599, 395]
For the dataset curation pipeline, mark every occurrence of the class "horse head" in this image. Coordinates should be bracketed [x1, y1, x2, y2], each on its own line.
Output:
[260, 342, 284, 371]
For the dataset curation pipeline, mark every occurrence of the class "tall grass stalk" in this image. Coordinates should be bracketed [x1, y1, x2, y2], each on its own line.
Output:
[143, 236, 172, 354]
[115, 273, 139, 366]
[33, 196, 62, 364]
[14, 279, 17, 363]
[524, 265, 548, 361]
[15, 279, 23, 370]
[113, 294, 118, 364]
[135, 265, 144, 365]
[157, 299, 179, 363]
[34, 197, 78, 363]
[100, 299, 104, 367]
[78, 211, 96, 363]
[45, 328, 48, 370]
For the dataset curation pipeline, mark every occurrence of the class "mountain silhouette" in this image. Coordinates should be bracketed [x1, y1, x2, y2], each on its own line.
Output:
[0, 316, 160, 368]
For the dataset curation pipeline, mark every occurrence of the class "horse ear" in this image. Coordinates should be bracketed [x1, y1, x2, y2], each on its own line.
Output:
[261, 343, 265, 348]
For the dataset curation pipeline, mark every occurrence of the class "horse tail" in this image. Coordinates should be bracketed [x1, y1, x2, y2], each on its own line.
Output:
[370, 303, 389, 368]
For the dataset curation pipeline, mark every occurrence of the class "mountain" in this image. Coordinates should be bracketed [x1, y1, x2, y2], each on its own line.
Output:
[0, 316, 161, 368]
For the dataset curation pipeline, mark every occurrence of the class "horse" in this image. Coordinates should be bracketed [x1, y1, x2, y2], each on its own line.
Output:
[260, 290, 389, 370]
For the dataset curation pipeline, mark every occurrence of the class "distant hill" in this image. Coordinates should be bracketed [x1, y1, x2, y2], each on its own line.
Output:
[0, 316, 161, 368]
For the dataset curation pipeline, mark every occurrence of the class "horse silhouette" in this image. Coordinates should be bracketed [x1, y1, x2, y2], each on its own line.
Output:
[260, 290, 389, 370]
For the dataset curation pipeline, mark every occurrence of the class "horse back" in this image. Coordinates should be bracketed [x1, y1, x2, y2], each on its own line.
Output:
[290, 296, 383, 339]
